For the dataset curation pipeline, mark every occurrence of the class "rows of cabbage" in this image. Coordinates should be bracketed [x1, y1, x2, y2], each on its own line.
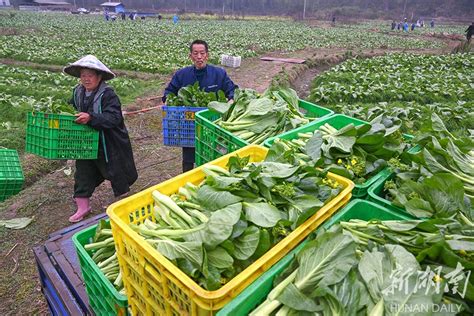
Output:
[0, 64, 157, 152]
[309, 53, 474, 135]
[0, 12, 442, 74]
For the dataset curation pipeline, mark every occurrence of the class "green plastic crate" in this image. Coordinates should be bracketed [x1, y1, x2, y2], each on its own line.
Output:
[26, 112, 99, 160]
[367, 142, 423, 216]
[263, 114, 415, 198]
[216, 199, 412, 316]
[72, 222, 128, 316]
[0, 149, 24, 201]
[367, 170, 413, 216]
[264, 114, 376, 198]
[195, 100, 334, 166]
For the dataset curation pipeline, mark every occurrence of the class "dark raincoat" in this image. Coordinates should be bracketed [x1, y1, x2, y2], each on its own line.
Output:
[71, 81, 137, 197]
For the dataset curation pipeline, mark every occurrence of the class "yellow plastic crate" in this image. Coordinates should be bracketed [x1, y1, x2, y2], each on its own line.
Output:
[106, 145, 354, 315]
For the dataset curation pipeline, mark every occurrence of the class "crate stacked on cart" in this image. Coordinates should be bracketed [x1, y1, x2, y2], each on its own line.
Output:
[26, 112, 99, 159]
[73, 221, 128, 316]
[0, 149, 24, 201]
[195, 99, 334, 166]
[107, 145, 354, 315]
[34, 213, 108, 316]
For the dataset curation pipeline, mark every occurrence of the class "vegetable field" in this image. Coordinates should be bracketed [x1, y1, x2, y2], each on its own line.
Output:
[0, 12, 444, 73]
[0, 8, 472, 316]
[309, 53, 474, 135]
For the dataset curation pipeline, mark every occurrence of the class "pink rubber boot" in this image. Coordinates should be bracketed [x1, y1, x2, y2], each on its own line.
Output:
[69, 197, 91, 223]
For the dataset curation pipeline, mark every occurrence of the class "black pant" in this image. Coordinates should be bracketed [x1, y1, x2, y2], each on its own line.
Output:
[74, 158, 108, 198]
[182, 147, 195, 172]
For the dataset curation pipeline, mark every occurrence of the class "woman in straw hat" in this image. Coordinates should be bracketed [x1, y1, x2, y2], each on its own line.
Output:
[63, 55, 138, 222]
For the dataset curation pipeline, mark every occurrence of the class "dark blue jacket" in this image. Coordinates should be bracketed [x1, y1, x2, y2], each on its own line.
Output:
[162, 64, 237, 102]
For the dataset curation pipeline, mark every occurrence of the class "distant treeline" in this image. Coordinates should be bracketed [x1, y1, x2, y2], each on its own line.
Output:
[15, 0, 474, 19]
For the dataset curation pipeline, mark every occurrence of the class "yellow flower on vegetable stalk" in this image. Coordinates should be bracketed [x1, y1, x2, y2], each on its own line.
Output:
[433, 274, 443, 283]
[351, 158, 357, 166]
[337, 159, 343, 164]
[323, 177, 339, 189]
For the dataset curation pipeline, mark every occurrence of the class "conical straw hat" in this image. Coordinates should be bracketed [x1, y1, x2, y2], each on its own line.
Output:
[63, 55, 115, 80]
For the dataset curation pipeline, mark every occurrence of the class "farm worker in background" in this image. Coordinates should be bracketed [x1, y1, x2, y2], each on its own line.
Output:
[162, 40, 237, 172]
[403, 19, 409, 32]
[104, 8, 109, 21]
[411, 22, 416, 31]
[397, 21, 402, 31]
[391, 20, 396, 30]
[173, 14, 179, 24]
[430, 19, 435, 28]
[121, 12, 126, 20]
[63, 55, 138, 222]
[465, 22, 474, 41]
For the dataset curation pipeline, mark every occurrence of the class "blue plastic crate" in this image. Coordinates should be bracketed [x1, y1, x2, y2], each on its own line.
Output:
[162, 106, 207, 147]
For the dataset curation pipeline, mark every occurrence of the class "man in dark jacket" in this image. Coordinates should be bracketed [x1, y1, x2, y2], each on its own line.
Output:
[63, 55, 138, 222]
[391, 20, 396, 31]
[466, 22, 474, 41]
[162, 39, 237, 172]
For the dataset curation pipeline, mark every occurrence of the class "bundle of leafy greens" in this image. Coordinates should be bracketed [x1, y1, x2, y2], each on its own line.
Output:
[131, 154, 342, 290]
[384, 113, 474, 217]
[84, 220, 125, 294]
[268, 114, 409, 184]
[166, 81, 227, 107]
[32, 99, 76, 115]
[208, 88, 315, 144]
[252, 215, 474, 315]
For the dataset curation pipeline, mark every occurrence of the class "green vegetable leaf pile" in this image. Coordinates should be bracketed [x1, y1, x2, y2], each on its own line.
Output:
[84, 220, 125, 294]
[208, 87, 316, 145]
[384, 113, 474, 219]
[132, 154, 343, 290]
[33, 100, 76, 115]
[252, 215, 474, 315]
[269, 114, 409, 184]
[166, 81, 227, 107]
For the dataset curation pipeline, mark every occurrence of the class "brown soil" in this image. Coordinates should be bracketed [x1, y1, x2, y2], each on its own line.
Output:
[0, 30, 455, 315]
[0, 27, 39, 36]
